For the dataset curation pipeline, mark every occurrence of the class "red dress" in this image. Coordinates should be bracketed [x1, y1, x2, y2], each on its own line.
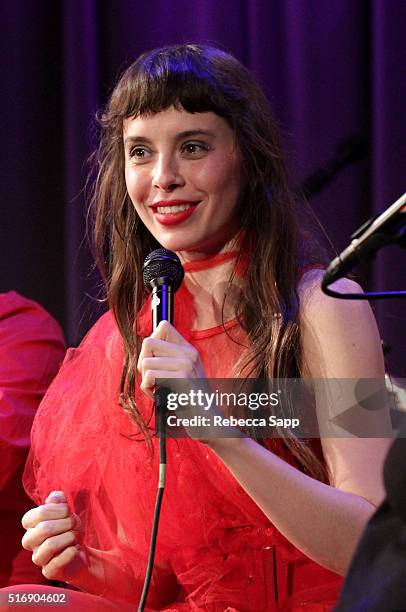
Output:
[19, 260, 342, 611]
[0, 292, 65, 587]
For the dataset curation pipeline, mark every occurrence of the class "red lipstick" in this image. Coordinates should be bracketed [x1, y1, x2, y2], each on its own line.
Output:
[150, 200, 199, 226]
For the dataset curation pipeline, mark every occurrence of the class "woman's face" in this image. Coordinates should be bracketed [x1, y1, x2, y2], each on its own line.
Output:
[123, 107, 241, 259]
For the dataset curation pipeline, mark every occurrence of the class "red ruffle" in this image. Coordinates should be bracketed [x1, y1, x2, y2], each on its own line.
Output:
[22, 263, 341, 609]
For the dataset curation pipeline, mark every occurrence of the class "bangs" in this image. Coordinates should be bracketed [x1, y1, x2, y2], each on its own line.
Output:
[114, 45, 242, 121]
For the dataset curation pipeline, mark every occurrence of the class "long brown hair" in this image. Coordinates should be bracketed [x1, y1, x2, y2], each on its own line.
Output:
[90, 44, 328, 482]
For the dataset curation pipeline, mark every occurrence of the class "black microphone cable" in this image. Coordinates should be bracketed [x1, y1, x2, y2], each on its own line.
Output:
[138, 249, 184, 611]
[321, 192, 406, 300]
[138, 394, 167, 611]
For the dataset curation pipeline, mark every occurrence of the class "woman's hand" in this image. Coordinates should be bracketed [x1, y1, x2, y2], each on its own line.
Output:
[21, 490, 84, 581]
[137, 320, 241, 441]
[22, 491, 164, 599]
[137, 320, 207, 399]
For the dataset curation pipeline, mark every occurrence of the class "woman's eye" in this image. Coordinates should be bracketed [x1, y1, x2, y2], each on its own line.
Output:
[181, 142, 210, 156]
[129, 146, 151, 160]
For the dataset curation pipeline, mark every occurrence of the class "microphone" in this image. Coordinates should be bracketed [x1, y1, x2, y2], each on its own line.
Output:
[139, 247, 184, 612]
[322, 192, 406, 288]
[142, 248, 184, 330]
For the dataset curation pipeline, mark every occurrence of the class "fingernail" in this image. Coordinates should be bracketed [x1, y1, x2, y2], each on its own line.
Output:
[48, 493, 64, 502]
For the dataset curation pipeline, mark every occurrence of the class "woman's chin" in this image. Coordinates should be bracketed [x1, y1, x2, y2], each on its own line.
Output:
[152, 231, 236, 260]
[153, 235, 207, 256]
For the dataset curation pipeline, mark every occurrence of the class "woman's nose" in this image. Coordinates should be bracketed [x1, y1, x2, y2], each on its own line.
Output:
[152, 155, 185, 191]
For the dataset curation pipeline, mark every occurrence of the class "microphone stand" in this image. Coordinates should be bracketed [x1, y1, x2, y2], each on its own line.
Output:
[298, 137, 405, 300]
[321, 244, 406, 300]
[322, 193, 406, 300]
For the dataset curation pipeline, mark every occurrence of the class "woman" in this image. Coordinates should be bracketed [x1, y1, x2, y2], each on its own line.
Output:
[16, 44, 391, 611]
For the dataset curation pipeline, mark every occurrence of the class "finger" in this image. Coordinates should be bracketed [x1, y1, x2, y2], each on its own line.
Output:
[138, 337, 184, 362]
[22, 503, 70, 529]
[45, 491, 66, 504]
[22, 516, 76, 551]
[141, 370, 186, 398]
[138, 337, 196, 371]
[140, 357, 191, 377]
[32, 530, 77, 567]
[41, 545, 82, 581]
[152, 320, 189, 345]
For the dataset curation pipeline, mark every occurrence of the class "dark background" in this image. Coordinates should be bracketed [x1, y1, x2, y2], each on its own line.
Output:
[1, 1, 405, 374]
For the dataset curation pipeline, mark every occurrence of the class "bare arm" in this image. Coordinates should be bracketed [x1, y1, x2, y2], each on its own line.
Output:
[207, 274, 392, 575]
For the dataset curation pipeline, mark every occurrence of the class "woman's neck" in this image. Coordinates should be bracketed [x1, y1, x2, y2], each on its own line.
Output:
[174, 232, 247, 329]
[182, 253, 242, 330]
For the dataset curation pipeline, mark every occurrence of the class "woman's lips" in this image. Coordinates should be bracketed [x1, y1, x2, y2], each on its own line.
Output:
[151, 202, 199, 226]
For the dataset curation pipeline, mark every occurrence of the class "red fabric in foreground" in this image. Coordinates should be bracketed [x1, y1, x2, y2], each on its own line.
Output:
[0, 292, 66, 587]
[0, 584, 338, 612]
[21, 259, 342, 610]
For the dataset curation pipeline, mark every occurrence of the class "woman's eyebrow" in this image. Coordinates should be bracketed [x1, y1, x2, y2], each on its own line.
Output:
[123, 135, 152, 146]
[123, 129, 215, 147]
[175, 129, 215, 139]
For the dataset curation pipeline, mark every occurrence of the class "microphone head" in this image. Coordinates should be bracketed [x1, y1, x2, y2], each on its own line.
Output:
[143, 248, 184, 292]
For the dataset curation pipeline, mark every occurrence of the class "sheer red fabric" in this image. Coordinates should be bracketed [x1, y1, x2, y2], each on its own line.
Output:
[22, 259, 342, 610]
[0, 292, 66, 587]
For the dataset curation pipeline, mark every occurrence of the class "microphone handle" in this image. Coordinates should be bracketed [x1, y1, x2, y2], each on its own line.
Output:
[151, 284, 174, 330]
[324, 232, 392, 285]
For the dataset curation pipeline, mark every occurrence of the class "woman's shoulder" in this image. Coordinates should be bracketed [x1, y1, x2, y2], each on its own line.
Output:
[78, 310, 119, 347]
[297, 268, 371, 334]
[298, 268, 364, 308]
[35, 311, 124, 422]
[60, 310, 123, 374]
[297, 269, 384, 378]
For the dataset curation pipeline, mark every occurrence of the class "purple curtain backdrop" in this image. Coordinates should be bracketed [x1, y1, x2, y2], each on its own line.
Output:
[1, 0, 405, 374]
